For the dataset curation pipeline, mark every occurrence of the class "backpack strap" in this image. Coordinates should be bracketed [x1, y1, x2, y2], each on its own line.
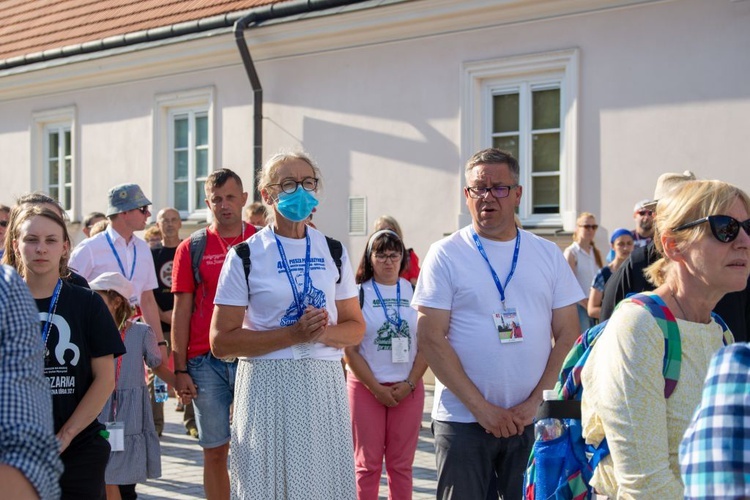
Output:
[234, 241, 252, 284]
[358, 285, 364, 308]
[325, 236, 343, 284]
[189, 228, 208, 285]
[626, 292, 681, 398]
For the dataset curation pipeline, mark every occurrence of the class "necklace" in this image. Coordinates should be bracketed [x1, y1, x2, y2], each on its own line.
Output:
[670, 289, 689, 321]
[218, 224, 245, 250]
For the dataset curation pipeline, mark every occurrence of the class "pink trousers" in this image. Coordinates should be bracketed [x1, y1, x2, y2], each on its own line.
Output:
[347, 375, 425, 500]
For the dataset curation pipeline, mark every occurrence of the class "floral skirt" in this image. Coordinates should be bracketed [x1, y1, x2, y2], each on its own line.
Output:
[230, 358, 356, 500]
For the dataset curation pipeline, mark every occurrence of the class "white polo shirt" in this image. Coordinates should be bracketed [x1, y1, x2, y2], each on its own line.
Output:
[69, 225, 157, 305]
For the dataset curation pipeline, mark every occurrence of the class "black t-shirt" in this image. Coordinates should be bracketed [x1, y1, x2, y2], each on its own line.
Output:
[600, 241, 749, 341]
[152, 245, 178, 333]
[37, 281, 126, 444]
[65, 270, 89, 288]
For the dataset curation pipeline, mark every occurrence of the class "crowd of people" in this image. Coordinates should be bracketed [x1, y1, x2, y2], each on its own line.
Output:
[0, 147, 748, 500]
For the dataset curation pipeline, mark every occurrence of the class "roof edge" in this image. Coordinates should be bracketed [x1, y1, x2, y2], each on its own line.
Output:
[0, 0, 369, 71]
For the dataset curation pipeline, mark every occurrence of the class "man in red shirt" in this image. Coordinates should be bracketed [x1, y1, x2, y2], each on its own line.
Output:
[171, 169, 254, 500]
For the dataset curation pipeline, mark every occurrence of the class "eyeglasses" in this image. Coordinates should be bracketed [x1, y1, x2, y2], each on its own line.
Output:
[637, 210, 654, 217]
[374, 253, 401, 263]
[269, 177, 318, 194]
[579, 224, 598, 230]
[673, 215, 750, 243]
[465, 184, 518, 199]
[0, 220, 7, 227]
[135, 206, 149, 214]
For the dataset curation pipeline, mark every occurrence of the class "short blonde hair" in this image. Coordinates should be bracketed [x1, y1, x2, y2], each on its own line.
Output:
[645, 180, 750, 286]
[372, 215, 404, 241]
[257, 151, 322, 208]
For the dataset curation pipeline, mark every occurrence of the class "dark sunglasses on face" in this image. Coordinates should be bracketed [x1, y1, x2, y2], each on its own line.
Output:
[0, 220, 7, 227]
[579, 224, 598, 230]
[673, 215, 750, 243]
[135, 206, 149, 214]
[637, 210, 654, 217]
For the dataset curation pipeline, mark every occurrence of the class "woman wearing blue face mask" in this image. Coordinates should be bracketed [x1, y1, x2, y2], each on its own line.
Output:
[211, 151, 366, 499]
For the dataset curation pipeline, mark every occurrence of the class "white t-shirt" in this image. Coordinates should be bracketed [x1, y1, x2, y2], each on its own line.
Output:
[412, 226, 584, 423]
[355, 278, 417, 383]
[214, 226, 358, 361]
[69, 225, 157, 304]
[563, 241, 598, 296]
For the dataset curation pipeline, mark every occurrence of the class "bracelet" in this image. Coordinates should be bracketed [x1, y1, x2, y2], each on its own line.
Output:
[403, 379, 416, 392]
[157, 340, 168, 347]
[174, 369, 189, 375]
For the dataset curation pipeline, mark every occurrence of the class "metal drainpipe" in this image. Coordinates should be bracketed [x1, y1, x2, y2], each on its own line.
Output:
[233, 0, 369, 201]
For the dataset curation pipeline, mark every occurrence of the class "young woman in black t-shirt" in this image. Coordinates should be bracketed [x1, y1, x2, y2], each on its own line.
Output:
[6, 205, 125, 500]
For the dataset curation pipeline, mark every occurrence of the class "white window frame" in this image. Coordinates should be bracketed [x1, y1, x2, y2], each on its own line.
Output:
[153, 87, 215, 221]
[461, 48, 579, 231]
[31, 106, 77, 220]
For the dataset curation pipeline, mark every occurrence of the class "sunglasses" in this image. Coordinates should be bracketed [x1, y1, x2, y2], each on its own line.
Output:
[579, 224, 598, 230]
[133, 206, 149, 214]
[637, 210, 654, 217]
[0, 220, 7, 227]
[673, 215, 750, 243]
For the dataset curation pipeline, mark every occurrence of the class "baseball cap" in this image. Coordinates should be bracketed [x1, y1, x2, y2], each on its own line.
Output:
[642, 171, 697, 210]
[89, 272, 133, 302]
[106, 183, 151, 216]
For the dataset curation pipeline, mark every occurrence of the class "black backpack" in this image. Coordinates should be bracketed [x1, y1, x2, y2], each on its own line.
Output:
[188, 227, 343, 286]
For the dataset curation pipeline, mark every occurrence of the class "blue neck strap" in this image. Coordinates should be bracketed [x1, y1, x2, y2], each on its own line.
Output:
[105, 232, 136, 281]
[371, 279, 402, 329]
[273, 229, 312, 319]
[470, 227, 520, 309]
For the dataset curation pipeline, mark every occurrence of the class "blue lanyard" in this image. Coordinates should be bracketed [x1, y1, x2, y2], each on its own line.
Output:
[470, 227, 520, 309]
[371, 279, 402, 329]
[41, 278, 63, 346]
[105, 233, 136, 280]
[273, 229, 312, 319]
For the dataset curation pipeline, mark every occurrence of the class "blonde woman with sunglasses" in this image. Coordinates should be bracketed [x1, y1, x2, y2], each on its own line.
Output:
[581, 180, 750, 498]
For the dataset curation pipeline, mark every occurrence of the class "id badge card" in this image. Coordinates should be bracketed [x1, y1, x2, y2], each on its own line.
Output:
[291, 342, 313, 360]
[105, 421, 125, 452]
[492, 308, 524, 343]
[391, 337, 410, 363]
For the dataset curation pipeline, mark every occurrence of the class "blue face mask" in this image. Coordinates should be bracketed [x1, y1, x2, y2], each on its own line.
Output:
[277, 187, 319, 222]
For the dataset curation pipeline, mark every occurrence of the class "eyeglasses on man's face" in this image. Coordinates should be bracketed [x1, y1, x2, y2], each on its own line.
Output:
[0, 220, 7, 228]
[134, 206, 150, 214]
[373, 252, 401, 263]
[673, 214, 750, 243]
[465, 184, 518, 199]
[637, 210, 654, 217]
[269, 177, 318, 195]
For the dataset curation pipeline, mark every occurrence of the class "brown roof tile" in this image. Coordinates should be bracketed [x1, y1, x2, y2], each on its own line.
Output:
[0, 0, 291, 61]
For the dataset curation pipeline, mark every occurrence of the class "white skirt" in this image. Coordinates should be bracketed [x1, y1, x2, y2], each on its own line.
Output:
[230, 358, 356, 500]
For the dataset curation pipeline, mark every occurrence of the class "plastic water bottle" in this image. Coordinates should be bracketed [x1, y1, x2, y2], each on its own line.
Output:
[534, 389, 565, 441]
[154, 376, 169, 403]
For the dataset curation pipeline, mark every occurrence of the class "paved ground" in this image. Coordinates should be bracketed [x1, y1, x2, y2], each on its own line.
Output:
[138, 387, 438, 499]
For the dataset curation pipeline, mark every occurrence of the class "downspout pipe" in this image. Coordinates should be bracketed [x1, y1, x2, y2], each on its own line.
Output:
[233, 0, 369, 200]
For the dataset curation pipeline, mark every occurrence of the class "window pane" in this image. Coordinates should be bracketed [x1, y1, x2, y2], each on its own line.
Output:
[532, 133, 560, 173]
[64, 187, 72, 210]
[532, 89, 560, 130]
[174, 182, 188, 211]
[48, 159, 59, 184]
[532, 176, 560, 214]
[196, 115, 208, 147]
[174, 117, 188, 149]
[49, 186, 59, 202]
[64, 158, 71, 183]
[48, 132, 59, 159]
[196, 149, 208, 178]
[64, 130, 71, 156]
[195, 182, 204, 209]
[492, 93, 519, 133]
[493, 135, 519, 159]
[175, 151, 188, 179]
